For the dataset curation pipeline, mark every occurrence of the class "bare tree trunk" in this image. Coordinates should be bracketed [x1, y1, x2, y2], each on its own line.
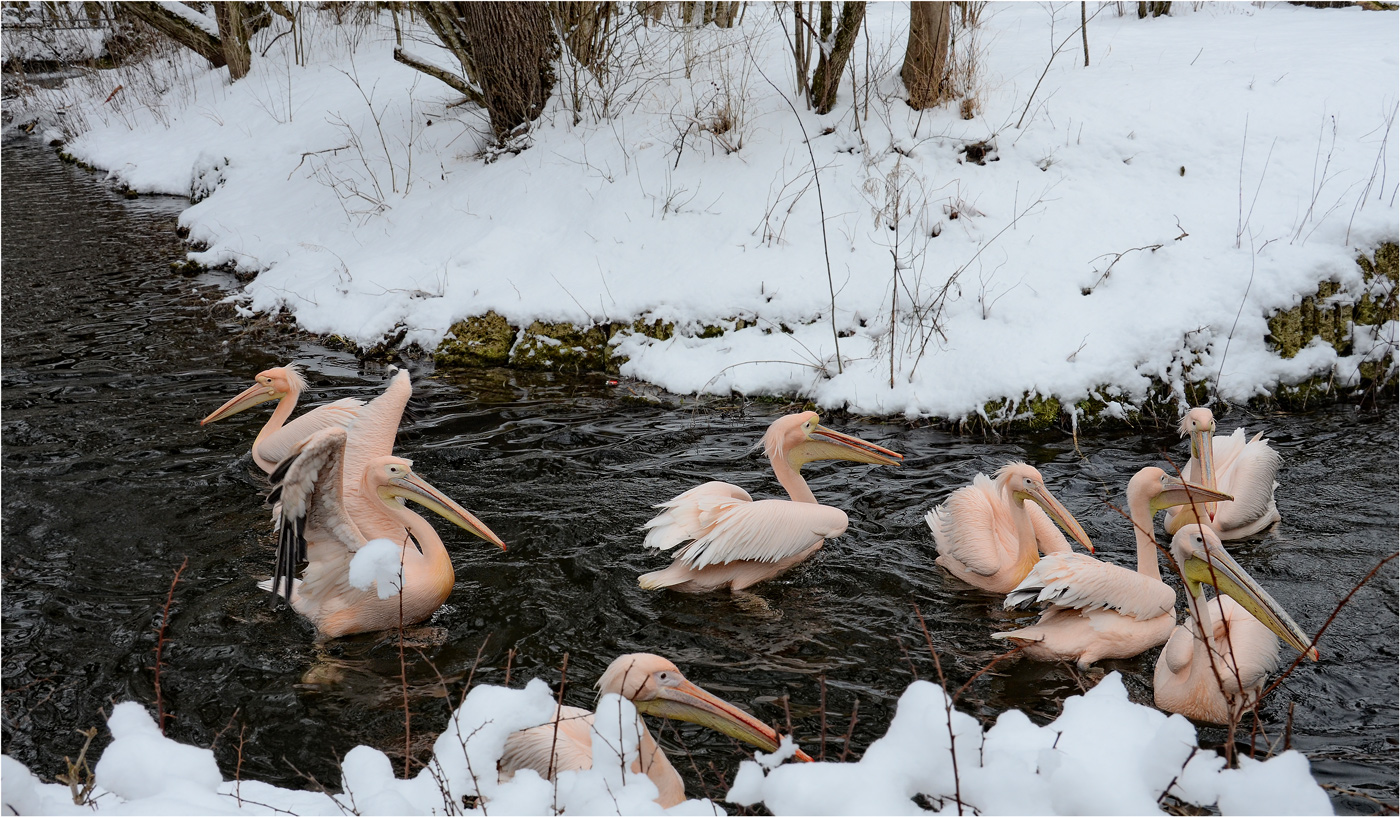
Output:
[551, 2, 613, 68]
[901, 1, 952, 110]
[119, 2, 226, 67]
[396, 2, 558, 145]
[809, 1, 866, 115]
[214, 2, 252, 81]
[1081, 1, 1089, 66]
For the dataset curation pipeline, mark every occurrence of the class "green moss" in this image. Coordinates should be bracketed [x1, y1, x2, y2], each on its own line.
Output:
[433, 312, 516, 368]
[510, 320, 612, 373]
[170, 258, 206, 275]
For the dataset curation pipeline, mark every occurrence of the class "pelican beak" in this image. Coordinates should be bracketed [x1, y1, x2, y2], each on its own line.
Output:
[201, 383, 278, 425]
[381, 472, 507, 550]
[637, 680, 815, 763]
[1017, 482, 1095, 553]
[1182, 538, 1319, 661]
[789, 424, 904, 468]
[1188, 425, 1218, 518]
[1152, 478, 1233, 513]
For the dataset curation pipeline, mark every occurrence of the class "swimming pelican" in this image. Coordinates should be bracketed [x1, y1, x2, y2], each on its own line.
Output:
[993, 468, 1232, 667]
[265, 426, 505, 638]
[500, 653, 812, 806]
[1153, 525, 1318, 724]
[926, 462, 1095, 594]
[638, 412, 902, 592]
[201, 366, 409, 476]
[1163, 407, 1282, 540]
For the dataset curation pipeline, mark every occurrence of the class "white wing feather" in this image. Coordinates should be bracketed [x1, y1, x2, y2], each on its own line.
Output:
[267, 427, 367, 605]
[253, 397, 364, 467]
[1004, 552, 1177, 621]
[1211, 430, 1281, 532]
[643, 482, 846, 569]
[927, 474, 1012, 577]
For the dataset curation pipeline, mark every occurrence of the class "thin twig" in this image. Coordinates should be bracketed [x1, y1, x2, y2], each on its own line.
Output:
[153, 557, 188, 735]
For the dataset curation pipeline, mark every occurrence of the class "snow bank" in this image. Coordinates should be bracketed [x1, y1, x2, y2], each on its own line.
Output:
[10, 3, 1397, 420]
[1, 672, 1331, 816]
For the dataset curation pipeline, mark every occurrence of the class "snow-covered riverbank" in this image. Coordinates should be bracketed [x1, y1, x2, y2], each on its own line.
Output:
[6, 3, 1397, 424]
[1, 672, 1333, 816]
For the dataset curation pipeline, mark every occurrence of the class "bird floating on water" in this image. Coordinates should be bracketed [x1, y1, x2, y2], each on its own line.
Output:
[993, 467, 1232, 667]
[499, 653, 812, 807]
[1164, 407, 1282, 541]
[1153, 524, 1318, 724]
[926, 462, 1095, 594]
[638, 411, 902, 592]
[265, 426, 505, 638]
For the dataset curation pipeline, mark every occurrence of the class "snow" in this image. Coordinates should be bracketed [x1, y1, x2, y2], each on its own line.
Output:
[8, 3, 1396, 420]
[347, 537, 404, 599]
[1, 672, 1332, 816]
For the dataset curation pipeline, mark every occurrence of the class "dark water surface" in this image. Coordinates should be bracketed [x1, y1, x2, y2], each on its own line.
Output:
[3, 138, 1397, 813]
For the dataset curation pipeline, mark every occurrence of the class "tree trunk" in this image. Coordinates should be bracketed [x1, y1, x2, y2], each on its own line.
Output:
[901, 1, 952, 110]
[120, 2, 226, 68]
[397, 3, 557, 145]
[809, 1, 866, 115]
[214, 2, 252, 81]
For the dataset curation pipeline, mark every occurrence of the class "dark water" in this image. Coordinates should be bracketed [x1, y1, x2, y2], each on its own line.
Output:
[3, 138, 1396, 813]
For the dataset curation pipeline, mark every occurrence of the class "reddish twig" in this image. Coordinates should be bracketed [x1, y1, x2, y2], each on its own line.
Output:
[153, 557, 188, 735]
[914, 604, 963, 815]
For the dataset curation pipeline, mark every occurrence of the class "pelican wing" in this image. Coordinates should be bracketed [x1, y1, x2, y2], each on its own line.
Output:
[339, 370, 412, 528]
[645, 483, 847, 570]
[1004, 552, 1177, 621]
[927, 474, 1014, 577]
[266, 427, 366, 603]
[1204, 594, 1281, 694]
[1211, 430, 1281, 532]
[499, 705, 597, 780]
[253, 397, 364, 468]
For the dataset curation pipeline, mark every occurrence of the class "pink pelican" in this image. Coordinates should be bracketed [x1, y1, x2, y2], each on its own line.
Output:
[1154, 525, 1318, 723]
[500, 653, 812, 806]
[638, 412, 902, 592]
[1164, 407, 1282, 540]
[926, 462, 1095, 594]
[264, 426, 505, 638]
[993, 467, 1231, 667]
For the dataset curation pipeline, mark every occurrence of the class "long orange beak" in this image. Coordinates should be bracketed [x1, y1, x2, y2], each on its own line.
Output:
[1020, 482, 1095, 553]
[201, 382, 278, 425]
[381, 471, 507, 550]
[637, 680, 815, 762]
[788, 424, 904, 468]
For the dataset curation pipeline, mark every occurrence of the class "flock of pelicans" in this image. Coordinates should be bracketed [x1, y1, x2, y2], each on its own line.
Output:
[200, 365, 1319, 806]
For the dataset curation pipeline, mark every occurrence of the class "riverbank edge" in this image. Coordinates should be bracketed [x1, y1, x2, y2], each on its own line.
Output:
[51, 145, 1400, 431]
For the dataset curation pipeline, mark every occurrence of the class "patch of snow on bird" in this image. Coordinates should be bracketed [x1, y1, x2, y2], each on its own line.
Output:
[347, 538, 404, 599]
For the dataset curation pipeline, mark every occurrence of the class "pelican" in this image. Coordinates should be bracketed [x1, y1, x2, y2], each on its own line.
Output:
[926, 462, 1095, 594]
[992, 468, 1232, 667]
[264, 426, 505, 638]
[499, 653, 812, 806]
[1163, 407, 1282, 540]
[201, 365, 366, 474]
[1153, 525, 1318, 724]
[638, 412, 902, 592]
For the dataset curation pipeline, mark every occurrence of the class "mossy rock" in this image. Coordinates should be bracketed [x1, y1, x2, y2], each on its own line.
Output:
[510, 320, 612, 373]
[434, 312, 516, 368]
[981, 394, 1063, 430]
[170, 258, 207, 275]
[1266, 244, 1399, 359]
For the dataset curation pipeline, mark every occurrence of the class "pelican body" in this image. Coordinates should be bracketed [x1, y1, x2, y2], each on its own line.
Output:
[638, 412, 902, 592]
[994, 468, 1231, 667]
[1164, 407, 1282, 540]
[926, 462, 1095, 594]
[265, 426, 505, 638]
[1153, 525, 1318, 724]
[499, 653, 812, 807]
[200, 365, 368, 474]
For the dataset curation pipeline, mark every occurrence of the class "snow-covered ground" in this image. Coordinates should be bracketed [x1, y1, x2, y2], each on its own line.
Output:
[1, 671, 1333, 816]
[6, 3, 1397, 421]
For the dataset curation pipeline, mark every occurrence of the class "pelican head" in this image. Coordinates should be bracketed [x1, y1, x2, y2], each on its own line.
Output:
[995, 462, 1095, 553]
[763, 411, 903, 470]
[598, 653, 814, 762]
[1178, 407, 1218, 489]
[1170, 525, 1319, 661]
[1129, 466, 1234, 513]
[367, 456, 507, 550]
[201, 365, 307, 425]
